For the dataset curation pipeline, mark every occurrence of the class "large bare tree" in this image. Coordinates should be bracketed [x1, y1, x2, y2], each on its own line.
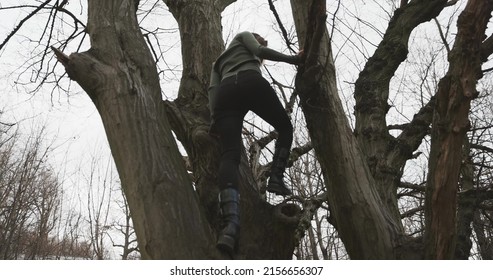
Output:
[2, 0, 493, 259]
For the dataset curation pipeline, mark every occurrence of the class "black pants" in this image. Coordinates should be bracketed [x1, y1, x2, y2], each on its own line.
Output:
[212, 70, 293, 190]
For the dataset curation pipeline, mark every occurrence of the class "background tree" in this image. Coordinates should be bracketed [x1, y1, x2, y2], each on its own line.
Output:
[110, 187, 140, 260]
[83, 153, 114, 260]
[0, 120, 92, 259]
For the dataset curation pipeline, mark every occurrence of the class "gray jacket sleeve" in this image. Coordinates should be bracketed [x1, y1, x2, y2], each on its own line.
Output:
[236, 31, 300, 65]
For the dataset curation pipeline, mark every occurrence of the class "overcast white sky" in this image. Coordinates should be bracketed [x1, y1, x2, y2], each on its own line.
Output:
[0, 0, 408, 171]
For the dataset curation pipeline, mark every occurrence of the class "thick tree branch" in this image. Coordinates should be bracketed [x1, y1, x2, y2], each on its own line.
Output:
[393, 97, 435, 163]
[401, 206, 424, 219]
[289, 143, 313, 167]
[352, 1, 449, 220]
[400, 182, 426, 192]
[50, 47, 114, 102]
[471, 143, 493, 154]
[459, 189, 493, 206]
[354, 0, 448, 145]
[292, 192, 328, 245]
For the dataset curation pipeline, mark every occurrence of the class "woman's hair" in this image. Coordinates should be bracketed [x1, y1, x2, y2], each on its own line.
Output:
[252, 32, 268, 47]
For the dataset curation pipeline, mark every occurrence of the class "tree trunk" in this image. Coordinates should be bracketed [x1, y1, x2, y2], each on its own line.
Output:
[425, 0, 493, 259]
[291, 0, 399, 259]
[56, 0, 217, 259]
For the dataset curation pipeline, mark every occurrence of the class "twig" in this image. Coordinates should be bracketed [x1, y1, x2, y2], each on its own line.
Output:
[0, 0, 52, 51]
[434, 18, 451, 54]
[267, 0, 297, 53]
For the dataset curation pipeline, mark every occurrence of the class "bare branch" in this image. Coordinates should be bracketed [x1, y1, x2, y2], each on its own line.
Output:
[471, 143, 493, 154]
[289, 143, 313, 167]
[459, 189, 493, 205]
[394, 97, 435, 164]
[400, 182, 426, 192]
[0, 0, 52, 51]
[434, 18, 451, 53]
[401, 206, 424, 218]
[0, 121, 15, 128]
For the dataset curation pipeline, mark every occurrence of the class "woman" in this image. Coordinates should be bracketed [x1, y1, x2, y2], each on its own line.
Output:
[208, 31, 303, 254]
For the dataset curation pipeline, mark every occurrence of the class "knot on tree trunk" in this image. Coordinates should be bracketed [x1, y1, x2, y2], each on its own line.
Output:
[274, 203, 302, 226]
[51, 47, 116, 101]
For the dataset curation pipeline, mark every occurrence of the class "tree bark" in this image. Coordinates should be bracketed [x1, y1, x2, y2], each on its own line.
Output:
[56, 0, 217, 259]
[425, 0, 493, 259]
[454, 138, 474, 259]
[353, 0, 448, 223]
[291, 0, 400, 259]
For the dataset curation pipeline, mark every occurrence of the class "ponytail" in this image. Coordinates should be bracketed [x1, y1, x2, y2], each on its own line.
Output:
[252, 32, 268, 47]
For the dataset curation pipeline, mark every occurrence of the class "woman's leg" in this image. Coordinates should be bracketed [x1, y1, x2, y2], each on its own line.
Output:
[247, 77, 293, 152]
[246, 75, 294, 195]
[214, 113, 244, 190]
[212, 76, 247, 255]
[213, 73, 250, 190]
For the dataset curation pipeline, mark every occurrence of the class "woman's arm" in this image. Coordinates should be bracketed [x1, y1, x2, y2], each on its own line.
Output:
[236, 31, 301, 65]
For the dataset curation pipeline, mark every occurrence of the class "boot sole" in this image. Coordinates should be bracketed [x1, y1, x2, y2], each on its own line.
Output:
[267, 183, 292, 196]
[217, 234, 236, 255]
